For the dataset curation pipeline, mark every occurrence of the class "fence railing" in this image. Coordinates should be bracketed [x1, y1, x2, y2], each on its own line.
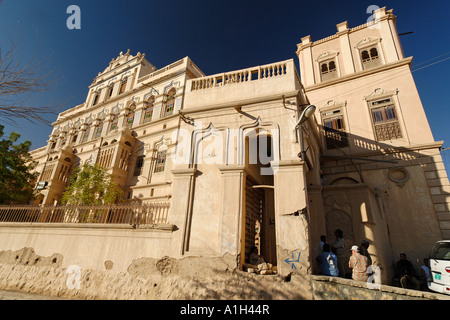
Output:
[0, 203, 170, 228]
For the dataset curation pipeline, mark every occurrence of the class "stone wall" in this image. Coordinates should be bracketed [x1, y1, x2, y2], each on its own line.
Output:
[311, 275, 450, 300]
[0, 247, 448, 300]
[0, 247, 312, 300]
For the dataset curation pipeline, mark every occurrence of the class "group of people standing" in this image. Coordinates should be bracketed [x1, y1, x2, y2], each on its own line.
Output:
[316, 230, 432, 290]
[316, 229, 372, 282]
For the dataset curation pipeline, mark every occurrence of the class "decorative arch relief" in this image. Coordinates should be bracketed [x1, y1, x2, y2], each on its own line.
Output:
[164, 80, 181, 93]
[364, 87, 398, 101]
[355, 37, 381, 50]
[320, 99, 347, 111]
[238, 117, 280, 166]
[316, 50, 339, 63]
[190, 123, 228, 167]
[144, 88, 159, 101]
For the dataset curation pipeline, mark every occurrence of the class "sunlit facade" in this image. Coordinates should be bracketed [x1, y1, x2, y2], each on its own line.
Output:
[29, 7, 449, 282]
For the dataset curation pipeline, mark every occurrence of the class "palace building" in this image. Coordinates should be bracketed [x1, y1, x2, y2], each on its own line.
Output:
[28, 7, 449, 283]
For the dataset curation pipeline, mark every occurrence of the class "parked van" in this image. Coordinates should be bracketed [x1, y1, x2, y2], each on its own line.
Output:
[428, 240, 450, 295]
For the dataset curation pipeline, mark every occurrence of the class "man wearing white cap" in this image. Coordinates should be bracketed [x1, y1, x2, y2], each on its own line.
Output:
[349, 245, 369, 282]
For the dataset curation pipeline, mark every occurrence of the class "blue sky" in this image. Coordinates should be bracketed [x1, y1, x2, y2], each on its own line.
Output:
[0, 0, 449, 168]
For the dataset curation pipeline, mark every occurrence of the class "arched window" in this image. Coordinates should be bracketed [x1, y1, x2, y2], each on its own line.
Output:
[320, 60, 337, 82]
[95, 119, 104, 138]
[143, 96, 155, 123]
[361, 50, 370, 61]
[82, 124, 91, 143]
[125, 103, 136, 128]
[361, 47, 381, 70]
[329, 61, 336, 72]
[164, 88, 176, 117]
[110, 112, 119, 132]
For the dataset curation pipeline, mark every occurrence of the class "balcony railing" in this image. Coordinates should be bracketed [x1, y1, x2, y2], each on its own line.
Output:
[324, 127, 349, 149]
[191, 60, 289, 91]
[0, 203, 170, 228]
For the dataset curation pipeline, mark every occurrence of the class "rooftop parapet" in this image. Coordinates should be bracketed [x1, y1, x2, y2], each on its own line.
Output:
[184, 59, 301, 111]
[137, 56, 204, 85]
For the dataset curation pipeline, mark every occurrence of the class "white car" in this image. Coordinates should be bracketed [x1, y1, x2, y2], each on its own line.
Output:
[428, 240, 450, 295]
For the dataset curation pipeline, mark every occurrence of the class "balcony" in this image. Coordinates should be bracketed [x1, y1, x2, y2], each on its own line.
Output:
[184, 59, 301, 110]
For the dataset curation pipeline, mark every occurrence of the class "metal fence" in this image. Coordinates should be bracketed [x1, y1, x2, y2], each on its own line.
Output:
[0, 203, 170, 227]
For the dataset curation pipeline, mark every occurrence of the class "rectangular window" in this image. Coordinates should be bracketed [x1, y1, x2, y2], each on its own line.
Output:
[119, 80, 127, 94]
[144, 108, 153, 123]
[361, 47, 382, 70]
[134, 156, 145, 176]
[322, 109, 348, 149]
[105, 87, 113, 101]
[369, 97, 402, 141]
[110, 122, 118, 131]
[320, 59, 338, 82]
[92, 94, 99, 106]
[154, 150, 167, 173]
[371, 105, 397, 123]
[126, 115, 134, 128]
[110, 116, 119, 132]
[323, 117, 344, 130]
[165, 103, 174, 116]
[164, 89, 176, 117]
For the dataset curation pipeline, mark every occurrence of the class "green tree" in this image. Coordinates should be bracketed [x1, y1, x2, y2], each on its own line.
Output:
[0, 125, 38, 204]
[61, 163, 123, 205]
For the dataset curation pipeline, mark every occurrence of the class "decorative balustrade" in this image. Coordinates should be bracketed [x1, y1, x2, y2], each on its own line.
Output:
[323, 127, 349, 149]
[191, 60, 290, 91]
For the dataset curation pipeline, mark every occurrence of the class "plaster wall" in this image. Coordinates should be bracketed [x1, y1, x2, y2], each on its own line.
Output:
[0, 224, 178, 272]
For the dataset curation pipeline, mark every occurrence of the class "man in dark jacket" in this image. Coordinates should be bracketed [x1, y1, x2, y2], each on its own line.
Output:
[395, 253, 420, 290]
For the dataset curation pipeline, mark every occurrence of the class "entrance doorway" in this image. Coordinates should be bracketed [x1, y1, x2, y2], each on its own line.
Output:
[241, 130, 276, 268]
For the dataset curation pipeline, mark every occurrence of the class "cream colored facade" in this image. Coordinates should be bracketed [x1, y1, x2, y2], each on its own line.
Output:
[28, 7, 449, 284]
